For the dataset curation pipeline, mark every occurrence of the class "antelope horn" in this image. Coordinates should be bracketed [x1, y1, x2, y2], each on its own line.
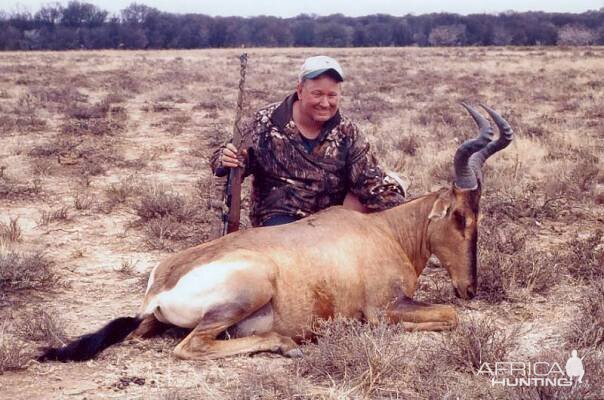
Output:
[454, 103, 495, 190]
[468, 104, 514, 184]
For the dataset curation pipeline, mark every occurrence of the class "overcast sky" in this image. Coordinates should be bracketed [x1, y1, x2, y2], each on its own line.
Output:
[3, 0, 603, 17]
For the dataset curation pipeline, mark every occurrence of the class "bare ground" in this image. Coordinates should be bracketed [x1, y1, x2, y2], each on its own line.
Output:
[0, 47, 602, 399]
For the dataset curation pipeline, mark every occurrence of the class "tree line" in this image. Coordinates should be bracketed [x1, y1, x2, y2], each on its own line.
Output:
[1, 2, 603, 50]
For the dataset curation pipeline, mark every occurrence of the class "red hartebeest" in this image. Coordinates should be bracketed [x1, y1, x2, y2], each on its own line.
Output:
[38, 103, 513, 362]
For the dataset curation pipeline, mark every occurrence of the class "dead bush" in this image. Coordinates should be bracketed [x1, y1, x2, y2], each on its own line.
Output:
[200, 364, 308, 400]
[0, 176, 42, 200]
[566, 230, 603, 282]
[38, 206, 71, 226]
[0, 327, 30, 373]
[114, 259, 138, 277]
[299, 316, 410, 398]
[478, 243, 565, 303]
[143, 216, 189, 250]
[65, 101, 109, 120]
[29, 85, 88, 109]
[565, 280, 604, 350]
[395, 135, 420, 156]
[31, 158, 56, 177]
[61, 117, 124, 137]
[0, 249, 55, 291]
[134, 186, 192, 222]
[132, 185, 211, 250]
[0, 217, 22, 242]
[73, 193, 94, 210]
[16, 309, 67, 347]
[482, 184, 569, 222]
[511, 348, 604, 400]
[105, 177, 142, 206]
[436, 315, 518, 373]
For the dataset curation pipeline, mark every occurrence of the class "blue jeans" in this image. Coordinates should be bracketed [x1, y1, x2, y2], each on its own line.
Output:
[261, 214, 299, 227]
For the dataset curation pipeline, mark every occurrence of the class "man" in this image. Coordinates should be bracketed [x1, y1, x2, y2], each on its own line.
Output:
[210, 55, 406, 227]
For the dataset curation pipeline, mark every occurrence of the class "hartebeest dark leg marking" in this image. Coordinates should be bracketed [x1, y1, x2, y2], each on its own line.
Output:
[387, 296, 458, 331]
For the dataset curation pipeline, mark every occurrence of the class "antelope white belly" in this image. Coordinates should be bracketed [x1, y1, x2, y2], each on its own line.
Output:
[146, 260, 251, 328]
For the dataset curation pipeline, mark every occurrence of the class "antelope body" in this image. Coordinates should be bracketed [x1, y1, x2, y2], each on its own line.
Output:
[39, 104, 513, 362]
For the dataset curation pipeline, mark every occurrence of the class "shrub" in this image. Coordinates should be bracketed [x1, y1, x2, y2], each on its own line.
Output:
[0, 217, 22, 242]
[0, 249, 55, 291]
[436, 315, 518, 373]
[134, 186, 190, 222]
[299, 316, 410, 398]
[16, 309, 67, 347]
[565, 280, 604, 350]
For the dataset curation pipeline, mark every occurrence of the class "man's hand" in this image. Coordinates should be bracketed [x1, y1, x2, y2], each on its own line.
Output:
[221, 143, 245, 168]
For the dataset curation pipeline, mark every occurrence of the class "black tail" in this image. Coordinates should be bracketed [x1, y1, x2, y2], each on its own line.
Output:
[37, 316, 142, 362]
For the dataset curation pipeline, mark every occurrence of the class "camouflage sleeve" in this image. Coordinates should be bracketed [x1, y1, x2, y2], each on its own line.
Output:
[346, 125, 406, 210]
[209, 115, 257, 178]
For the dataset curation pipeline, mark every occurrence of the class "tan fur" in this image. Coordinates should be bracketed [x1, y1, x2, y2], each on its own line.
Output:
[132, 187, 479, 360]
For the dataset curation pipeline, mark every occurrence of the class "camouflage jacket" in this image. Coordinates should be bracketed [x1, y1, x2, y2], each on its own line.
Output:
[210, 93, 405, 227]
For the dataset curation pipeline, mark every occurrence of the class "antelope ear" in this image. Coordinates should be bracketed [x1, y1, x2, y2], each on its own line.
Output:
[428, 197, 451, 220]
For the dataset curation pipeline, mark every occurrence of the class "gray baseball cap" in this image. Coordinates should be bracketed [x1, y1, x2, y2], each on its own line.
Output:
[298, 56, 344, 82]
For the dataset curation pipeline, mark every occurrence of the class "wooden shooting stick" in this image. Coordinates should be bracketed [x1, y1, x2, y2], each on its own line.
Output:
[223, 53, 248, 235]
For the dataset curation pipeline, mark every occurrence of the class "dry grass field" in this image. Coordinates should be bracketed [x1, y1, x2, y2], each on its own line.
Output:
[0, 47, 602, 399]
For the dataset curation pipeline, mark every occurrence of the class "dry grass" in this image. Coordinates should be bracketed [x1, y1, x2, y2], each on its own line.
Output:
[299, 316, 412, 398]
[16, 309, 67, 348]
[565, 280, 604, 350]
[114, 259, 138, 277]
[73, 192, 95, 210]
[133, 184, 211, 250]
[38, 206, 71, 226]
[0, 326, 31, 373]
[197, 364, 309, 400]
[0, 217, 21, 242]
[435, 315, 519, 374]
[0, 175, 42, 199]
[0, 47, 603, 398]
[0, 249, 55, 292]
[565, 230, 604, 282]
[512, 348, 604, 400]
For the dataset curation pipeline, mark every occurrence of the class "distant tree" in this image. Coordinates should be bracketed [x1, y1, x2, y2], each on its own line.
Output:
[492, 24, 513, 45]
[315, 20, 353, 47]
[7, 9, 34, 31]
[208, 17, 228, 47]
[598, 25, 604, 45]
[61, 1, 107, 28]
[120, 3, 156, 25]
[464, 14, 496, 45]
[34, 3, 63, 29]
[0, 5, 602, 50]
[292, 16, 317, 46]
[392, 19, 414, 46]
[248, 16, 292, 46]
[557, 24, 597, 45]
[54, 25, 79, 48]
[0, 24, 22, 49]
[428, 24, 467, 46]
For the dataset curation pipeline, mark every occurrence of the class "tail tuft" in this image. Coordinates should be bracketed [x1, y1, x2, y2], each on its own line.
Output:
[37, 316, 142, 362]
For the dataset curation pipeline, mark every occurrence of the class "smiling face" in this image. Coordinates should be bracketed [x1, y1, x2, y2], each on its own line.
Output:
[296, 74, 342, 125]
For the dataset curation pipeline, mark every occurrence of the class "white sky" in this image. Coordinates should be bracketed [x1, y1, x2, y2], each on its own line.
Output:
[3, 0, 603, 17]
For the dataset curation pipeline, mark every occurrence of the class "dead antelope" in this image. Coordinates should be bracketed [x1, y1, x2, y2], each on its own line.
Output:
[38, 103, 513, 362]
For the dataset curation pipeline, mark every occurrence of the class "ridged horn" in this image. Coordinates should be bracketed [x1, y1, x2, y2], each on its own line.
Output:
[453, 103, 495, 189]
[468, 104, 514, 185]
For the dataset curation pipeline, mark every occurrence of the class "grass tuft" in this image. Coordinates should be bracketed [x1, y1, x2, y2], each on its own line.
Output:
[0, 249, 55, 292]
